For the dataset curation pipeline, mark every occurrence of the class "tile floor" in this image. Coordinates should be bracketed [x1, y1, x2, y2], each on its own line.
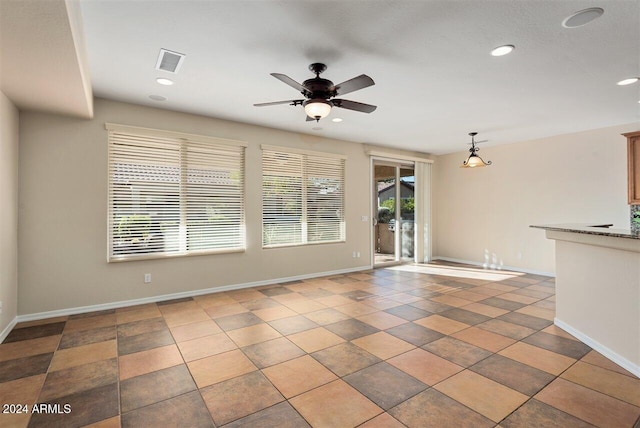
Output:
[1, 262, 639, 427]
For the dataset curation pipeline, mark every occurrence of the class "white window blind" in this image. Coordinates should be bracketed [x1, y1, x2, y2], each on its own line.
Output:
[107, 124, 246, 261]
[262, 146, 346, 248]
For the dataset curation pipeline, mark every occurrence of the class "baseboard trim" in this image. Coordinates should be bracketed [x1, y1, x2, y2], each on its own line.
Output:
[554, 318, 639, 378]
[16, 265, 372, 323]
[0, 316, 18, 343]
[432, 256, 555, 278]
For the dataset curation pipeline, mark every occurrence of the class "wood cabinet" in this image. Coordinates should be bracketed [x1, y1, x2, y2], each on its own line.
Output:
[624, 131, 640, 204]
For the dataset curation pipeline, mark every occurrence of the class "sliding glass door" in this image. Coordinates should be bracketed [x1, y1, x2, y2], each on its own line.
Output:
[373, 161, 415, 266]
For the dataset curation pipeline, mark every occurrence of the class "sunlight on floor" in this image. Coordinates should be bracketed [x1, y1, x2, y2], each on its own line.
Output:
[388, 263, 524, 282]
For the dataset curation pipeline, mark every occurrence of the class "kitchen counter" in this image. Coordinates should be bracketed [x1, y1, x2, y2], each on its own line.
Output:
[532, 223, 640, 377]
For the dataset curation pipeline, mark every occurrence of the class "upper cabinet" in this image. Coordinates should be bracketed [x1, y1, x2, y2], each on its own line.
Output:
[624, 131, 640, 205]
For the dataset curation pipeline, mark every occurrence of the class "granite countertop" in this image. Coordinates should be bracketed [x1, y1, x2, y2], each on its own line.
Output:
[530, 223, 640, 240]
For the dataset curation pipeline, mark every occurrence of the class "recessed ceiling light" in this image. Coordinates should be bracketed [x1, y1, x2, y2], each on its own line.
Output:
[617, 78, 639, 86]
[332, 118, 343, 123]
[156, 78, 174, 86]
[149, 95, 167, 101]
[562, 7, 604, 28]
[490, 45, 515, 57]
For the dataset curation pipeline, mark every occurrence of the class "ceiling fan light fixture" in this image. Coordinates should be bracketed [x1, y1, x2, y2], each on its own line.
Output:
[304, 99, 332, 121]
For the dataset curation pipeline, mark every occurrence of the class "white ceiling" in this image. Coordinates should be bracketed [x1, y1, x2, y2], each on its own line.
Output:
[4, 1, 640, 154]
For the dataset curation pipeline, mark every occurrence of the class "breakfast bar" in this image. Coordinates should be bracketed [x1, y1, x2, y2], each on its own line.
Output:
[531, 223, 640, 376]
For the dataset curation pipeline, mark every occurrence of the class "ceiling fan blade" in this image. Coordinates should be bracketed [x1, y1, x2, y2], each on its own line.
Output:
[333, 75, 374, 96]
[271, 73, 306, 93]
[333, 99, 377, 113]
[253, 99, 303, 107]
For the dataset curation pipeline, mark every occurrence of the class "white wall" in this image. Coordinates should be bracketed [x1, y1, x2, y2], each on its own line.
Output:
[433, 123, 637, 275]
[0, 90, 19, 334]
[18, 98, 372, 315]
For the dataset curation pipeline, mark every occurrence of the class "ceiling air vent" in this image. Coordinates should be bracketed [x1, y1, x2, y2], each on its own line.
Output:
[155, 49, 185, 73]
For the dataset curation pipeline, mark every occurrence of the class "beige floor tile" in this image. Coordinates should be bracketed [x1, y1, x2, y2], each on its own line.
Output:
[169, 319, 222, 342]
[388, 293, 423, 304]
[434, 370, 528, 423]
[303, 308, 351, 325]
[388, 348, 463, 385]
[187, 349, 256, 388]
[429, 295, 474, 308]
[205, 303, 249, 319]
[289, 380, 382, 427]
[515, 305, 555, 321]
[414, 315, 470, 335]
[177, 332, 237, 362]
[449, 290, 488, 302]
[0, 335, 61, 362]
[334, 302, 379, 317]
[498, 342, 575, 375]
[0, 373, 46, 404]
[580, 350, 637, 377]
[540, 324, 579, 341]
[227, 289, 265, 302]
[451, 327, 515, 352]
[49, 340, 117, 372]
[119, 344, 183, 380]
[352, 332, 415, 360]
[282, 299, 327, 314]
[193, 293, 236, 309]
[360, 297, 403, 310]
[162, 308, 210, 328]
[116, 306, 161, 324]
[461, 302, 509, 318]
[357, 311, 407, 330]
[287, 327, 345, 353]
[536, 378, 640, 427]
[82, 416, 121, 428]
[481, 283, 519, 293]
[561, 361, 640, 406]
[314, 295, 354, 307]
[498, 293, 539, 305]
[253, 306, 297, 322]
[263, 355, 337, 398]
[358, 412, 405, 428]
[226, 323, 281, 347]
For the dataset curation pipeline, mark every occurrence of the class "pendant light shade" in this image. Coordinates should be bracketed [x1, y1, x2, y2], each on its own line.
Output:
[461, 132, 492, 168]
[304, 99, 332, 121]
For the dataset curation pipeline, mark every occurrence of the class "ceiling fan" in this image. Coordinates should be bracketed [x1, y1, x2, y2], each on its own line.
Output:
[254, 63, 376, 122]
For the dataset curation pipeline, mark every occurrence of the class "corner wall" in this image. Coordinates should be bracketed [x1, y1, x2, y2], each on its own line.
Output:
[432, 123, 637, 275]
[17, 99, 372, 316]
[0, 90, 19, 336]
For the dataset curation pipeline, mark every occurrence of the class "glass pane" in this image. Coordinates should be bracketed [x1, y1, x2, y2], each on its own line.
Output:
[375, 164, 396, 264]
[399, 167, 415, 260]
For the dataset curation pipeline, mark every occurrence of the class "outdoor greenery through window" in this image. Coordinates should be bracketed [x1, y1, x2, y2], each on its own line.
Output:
[107, 124, 246, 261]
[262, 145, 346, 247]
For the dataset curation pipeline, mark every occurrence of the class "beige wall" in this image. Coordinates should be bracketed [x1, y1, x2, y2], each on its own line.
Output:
[433, 123, 637, 274]
[18, 98, 372, 315]
[0, 90, 19, 334]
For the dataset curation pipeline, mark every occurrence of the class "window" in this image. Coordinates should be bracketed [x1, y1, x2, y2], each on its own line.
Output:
[107, 124, 246, 261]
[262, 145, 346, 247]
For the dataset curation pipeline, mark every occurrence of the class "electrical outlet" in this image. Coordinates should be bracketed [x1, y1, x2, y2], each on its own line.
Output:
[356, 252, 361, 258]
[144, 273, 152, 283]
[352, 251, 357, 258]
[0, 300, 3, 315]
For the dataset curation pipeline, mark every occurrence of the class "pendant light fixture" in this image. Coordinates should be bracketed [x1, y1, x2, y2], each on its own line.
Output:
[461, 132, 492, 168]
